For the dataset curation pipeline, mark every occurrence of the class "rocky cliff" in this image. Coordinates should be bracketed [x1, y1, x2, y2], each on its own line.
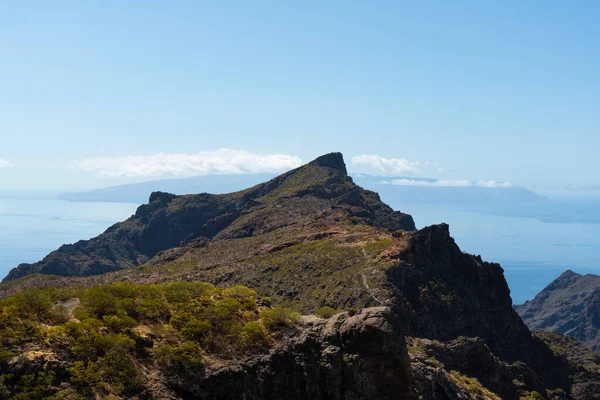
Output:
[182, 307, 413, 400]
[516, 270, 600, 354]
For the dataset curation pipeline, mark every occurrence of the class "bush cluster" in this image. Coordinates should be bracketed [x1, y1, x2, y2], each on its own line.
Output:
[0, 281, 299, 398]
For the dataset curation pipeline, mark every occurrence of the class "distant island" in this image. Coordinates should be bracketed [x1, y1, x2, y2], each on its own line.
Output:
[59, 172, 547, 206]
[58, 174, 276, 204]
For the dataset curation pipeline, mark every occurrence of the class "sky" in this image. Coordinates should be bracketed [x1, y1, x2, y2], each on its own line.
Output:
[1, 1, 599, 194]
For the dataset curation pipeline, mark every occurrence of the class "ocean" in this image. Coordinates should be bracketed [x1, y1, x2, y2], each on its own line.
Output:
[1, 196, 599, 305]
[0, 197, 138, 280]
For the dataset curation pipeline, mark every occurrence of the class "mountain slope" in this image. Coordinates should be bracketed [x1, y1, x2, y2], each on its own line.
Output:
[4, 153, 415, 281]
[516, 270, 600, 354]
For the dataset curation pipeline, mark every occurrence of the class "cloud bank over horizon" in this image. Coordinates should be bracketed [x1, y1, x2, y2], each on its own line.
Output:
[351, 154, 441, 176]
[69, 150, 515, 190]
[0, 159, 13, 168]
[382, 178, 513, 188]
[71, 149, 303, 178]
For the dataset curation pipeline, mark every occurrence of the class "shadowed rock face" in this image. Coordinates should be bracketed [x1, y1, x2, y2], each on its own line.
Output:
[534, 331, 600, 400]
[3, 153, 415, 282]
[384, 223, 570, 391]
[516, 270, 600, 354]
[184, 308, 413, 400]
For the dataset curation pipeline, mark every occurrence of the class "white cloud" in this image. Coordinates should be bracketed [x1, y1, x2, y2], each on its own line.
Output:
[383, 178, 513, 188]
[351, 155, 421, 175]
[473, 180, 513, 188]
[71, 149, 303, 178]
[0, 159, 13, 168]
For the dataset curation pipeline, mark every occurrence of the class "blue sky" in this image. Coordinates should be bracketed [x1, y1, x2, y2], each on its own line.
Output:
[1, 1, 599, 193]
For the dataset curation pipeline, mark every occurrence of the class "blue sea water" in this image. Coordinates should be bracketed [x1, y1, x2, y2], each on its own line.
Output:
[0, 197, 139, 280]
[1, 195, 600, 305]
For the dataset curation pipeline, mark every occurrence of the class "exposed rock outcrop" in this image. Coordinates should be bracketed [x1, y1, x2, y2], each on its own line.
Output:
[535, 331, 600, 400]
[516, 270, 600, 354]
[386, 223, 566, 390]
[185, 307, 412, 400]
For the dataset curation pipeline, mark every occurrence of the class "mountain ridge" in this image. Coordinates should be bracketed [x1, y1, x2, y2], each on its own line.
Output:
[516, 270, 600, 354]
[4, 152, 415, 282]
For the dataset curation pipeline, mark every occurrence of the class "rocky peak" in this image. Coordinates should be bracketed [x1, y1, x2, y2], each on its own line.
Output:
[545, 269, 582, 291]
[149, 191, 177, 204]
[311, 152, 348, 176]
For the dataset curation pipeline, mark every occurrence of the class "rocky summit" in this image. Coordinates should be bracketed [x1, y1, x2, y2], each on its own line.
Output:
[2, 153, 600, 399]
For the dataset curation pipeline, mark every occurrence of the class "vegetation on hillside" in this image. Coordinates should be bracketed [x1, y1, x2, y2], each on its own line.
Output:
[0, 281, 298, 398]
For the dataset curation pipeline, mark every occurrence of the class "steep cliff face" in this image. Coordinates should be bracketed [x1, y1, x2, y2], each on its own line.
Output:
[409, 336, 549, 400]
[535, 331, 600, 400]
[516, 270, 600, 354]
[387, 225, 556, 364]
[184, 308, 413, 400]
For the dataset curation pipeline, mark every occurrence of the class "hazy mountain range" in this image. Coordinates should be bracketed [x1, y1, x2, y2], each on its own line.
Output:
[63, 172, 600, 225]
[59, 173, 547, 206]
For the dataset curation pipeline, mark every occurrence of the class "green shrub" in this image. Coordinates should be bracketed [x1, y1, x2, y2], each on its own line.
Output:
[70, 333, 138, 393]
[163, 281, 213, 304]
[81, 287, 119, 319]
[181, 318, 212, 341]
[0, 304, 42, 345]
[134, 297, 170, 321]
[7, 289, 53, 321]
[260, 307, 300, 331]
[155, 341, 204, 376]
[0, 350, 14, 367]
[222, 285, 257, 299]
[3, 371, 56, 400]
[241, 322, 269, 349]
[0, 280, 279, 397]
[71, 353, 138, 393]
[104, 281, 136, 299]
[315, 306, 339, 319]
[102, 315, 137, 333]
